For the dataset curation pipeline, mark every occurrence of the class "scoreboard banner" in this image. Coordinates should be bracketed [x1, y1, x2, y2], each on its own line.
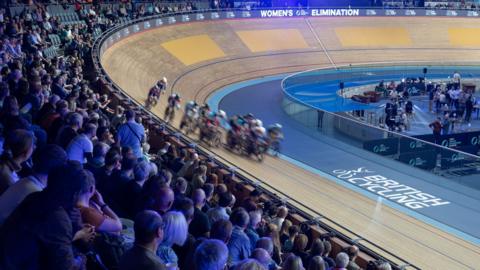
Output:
[98, 8, 480, 56]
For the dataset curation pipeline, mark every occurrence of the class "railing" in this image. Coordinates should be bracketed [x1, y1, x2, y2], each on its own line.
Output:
[282, 65, 480, 190]
[89, 9, 427, 269]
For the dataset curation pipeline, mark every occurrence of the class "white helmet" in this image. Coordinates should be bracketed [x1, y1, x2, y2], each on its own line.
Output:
[274, 123, 282, 129]
[218, 110, 226, 119]
[256, 119, 263, 127]
[162, 77, 167, 83]
[254, 126, 266, 135]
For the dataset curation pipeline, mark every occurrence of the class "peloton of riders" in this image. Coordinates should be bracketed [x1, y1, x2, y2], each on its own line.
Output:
[146, 77, 283, 160]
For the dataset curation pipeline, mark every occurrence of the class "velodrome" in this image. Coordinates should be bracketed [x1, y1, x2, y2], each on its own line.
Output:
[101, 16, 480, 269]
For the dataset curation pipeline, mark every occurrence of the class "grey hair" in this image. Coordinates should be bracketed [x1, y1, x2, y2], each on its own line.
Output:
[162, 211, 188, 246]
[93, 142, 109, 158]
[194, 239, 228, 270]
[134, 160, 151, 182]
[335, 252, 349, 268]
[377, 261, 392, 270]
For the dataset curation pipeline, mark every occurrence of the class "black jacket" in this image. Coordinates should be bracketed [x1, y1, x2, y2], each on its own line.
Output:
[0, 192, 77, 270]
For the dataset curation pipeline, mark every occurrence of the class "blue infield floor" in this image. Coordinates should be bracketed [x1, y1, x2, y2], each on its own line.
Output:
[208, 74, 480, 245]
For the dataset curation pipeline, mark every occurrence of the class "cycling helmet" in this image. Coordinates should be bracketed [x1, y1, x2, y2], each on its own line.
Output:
[217, 110, 226, 119]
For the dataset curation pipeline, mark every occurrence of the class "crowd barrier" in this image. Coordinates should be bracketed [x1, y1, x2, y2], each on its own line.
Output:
[88, 8, 432, 270]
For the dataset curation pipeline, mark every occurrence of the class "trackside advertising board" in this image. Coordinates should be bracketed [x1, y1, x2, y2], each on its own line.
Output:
[99, 8, 480, 56]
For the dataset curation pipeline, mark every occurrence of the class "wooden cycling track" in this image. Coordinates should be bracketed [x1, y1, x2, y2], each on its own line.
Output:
[101, 17, 480, 269]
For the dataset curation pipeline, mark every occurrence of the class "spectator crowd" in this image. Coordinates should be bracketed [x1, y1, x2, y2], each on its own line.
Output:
[0, 1, 393, 270]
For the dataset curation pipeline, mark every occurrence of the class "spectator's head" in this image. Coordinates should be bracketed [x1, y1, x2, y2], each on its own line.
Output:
[67, 112, 83, 130]
[162, 211, 188, 247]
[174, 198, 194, 224]
[202, 183, 214, 201]
[210, 219, 233, 244]
[376, 261, 392, 270]
[276, 206, 288, 219]
[230, 207, 250, 229]
[3, 129, 35, 164]
[56, 100, 69, 115]
[83, 123, 97, 139]
[121, 146, 134, 159]
[250, 189, 262, 201]
[242, 198, 258, 212]
[309, 239, 324, 257]
[121, 154, 137, 173]
[92, 142, 109, 165]
[281, 219, 292, 235]
[192, 188, 206, 208]
[323, 241, 332, 256]
[256, 237, 274, 255]
[195, 164, 207, 176]
[282, 254, 305, 270]
[125, 109, 135, 121]
[2, 95, 19, 115]
[207, 173, 218, 185]
[346, 245, 359, 261]
[134, 160, 151, 183]
[251, 248, 271, 269]
[235, 259, 267, 270]
[49, 95, 61, 107]
[104, 148, 121, 169]
[216, 183, 228, 195]
[32, 144, 67, 177]
[293, 234, 308, 252]
[335, 252, 349, 268]
[307, 256, 325, 270]
[76, 168, 96, 202]
[218, 191, 234, 208]
[249, 210, 262, 229]
[174, 177, 187, 195]
[159, 169, 173, 185]
[45, 161, 92, 209]
[193, 239, 228, 270]
[148, 162, 158, 179]
[153, 185, 174, 214]
[96, 126, 112, 143]
[134, 210, 164, 246]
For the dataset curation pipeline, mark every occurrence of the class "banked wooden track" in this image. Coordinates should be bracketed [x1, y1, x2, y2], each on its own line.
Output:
[101, 17, 480, 269]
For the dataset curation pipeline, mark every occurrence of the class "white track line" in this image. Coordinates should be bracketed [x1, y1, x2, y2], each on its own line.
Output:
[304, 17, 337, 69]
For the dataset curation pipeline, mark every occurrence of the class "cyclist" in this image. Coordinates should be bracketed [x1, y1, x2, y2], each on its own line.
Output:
[267, 123, 283, 155]
[146, 81, 162, 108]
[158, 77, 168, 93]
[180, 100, 199, 132]
[164, 93, 181, 123]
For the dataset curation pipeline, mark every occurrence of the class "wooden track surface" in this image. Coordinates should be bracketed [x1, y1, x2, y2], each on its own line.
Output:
[101, 17, 480, 269]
